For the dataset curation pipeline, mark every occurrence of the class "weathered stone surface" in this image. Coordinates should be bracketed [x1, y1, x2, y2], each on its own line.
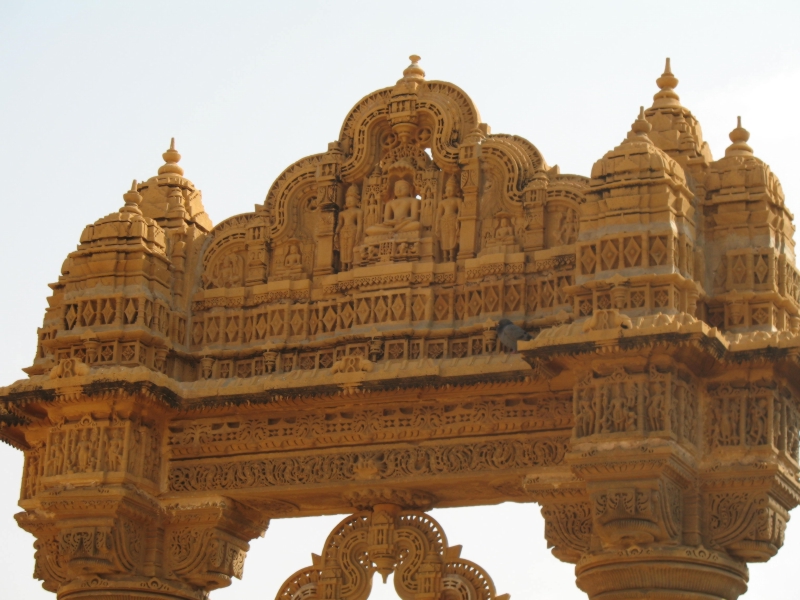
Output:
[2, 56, 799, 599]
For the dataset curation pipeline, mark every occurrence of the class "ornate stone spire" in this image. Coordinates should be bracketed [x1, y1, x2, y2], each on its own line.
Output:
[400, 54, 425, 83]
[725, 116, 754, 157]
[626, 106, 653, 142]
[652, 57, 681, 108]
[120, 179, 143, 215]
[158, 137, 184, 176]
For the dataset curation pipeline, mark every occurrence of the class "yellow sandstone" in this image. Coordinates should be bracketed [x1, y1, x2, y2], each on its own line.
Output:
[1, 56, 799, 600]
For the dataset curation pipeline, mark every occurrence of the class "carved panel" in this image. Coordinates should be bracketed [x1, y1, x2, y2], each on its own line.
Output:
[168, 436, 568, 492]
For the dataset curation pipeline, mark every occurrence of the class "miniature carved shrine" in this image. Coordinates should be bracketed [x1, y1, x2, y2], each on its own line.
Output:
[1, 56, 799, 600]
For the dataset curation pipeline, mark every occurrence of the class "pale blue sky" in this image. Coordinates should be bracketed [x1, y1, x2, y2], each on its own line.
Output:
[1, 1, 799, 598]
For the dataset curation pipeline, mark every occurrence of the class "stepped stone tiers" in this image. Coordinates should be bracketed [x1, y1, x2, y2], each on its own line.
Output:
[1, 56, 799, 600]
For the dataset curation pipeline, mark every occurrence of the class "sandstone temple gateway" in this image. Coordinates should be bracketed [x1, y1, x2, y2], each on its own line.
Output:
[1, 56, 799, 600]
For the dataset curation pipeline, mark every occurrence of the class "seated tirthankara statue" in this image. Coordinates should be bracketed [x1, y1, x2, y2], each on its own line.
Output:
[365, 179, 422, 236]
[357, 177, 433, 264]
[480, 210, 521, 256]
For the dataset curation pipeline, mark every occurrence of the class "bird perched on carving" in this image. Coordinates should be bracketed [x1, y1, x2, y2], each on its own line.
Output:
[496, 319, 532, 351]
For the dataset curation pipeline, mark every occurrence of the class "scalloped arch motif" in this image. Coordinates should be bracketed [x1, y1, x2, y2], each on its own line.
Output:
[275, 507, 508, 600]
[253, 58, 565, 282]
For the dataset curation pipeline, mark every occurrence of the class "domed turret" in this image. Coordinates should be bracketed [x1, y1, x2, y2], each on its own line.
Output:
[575, 105, 698, 319]
[77, 179, 166, 254]
[706, 117, 791, 252]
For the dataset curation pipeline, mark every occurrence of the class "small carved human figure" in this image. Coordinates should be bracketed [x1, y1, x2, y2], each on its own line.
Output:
[76, 428, 92, 472]
[47, 432, 65, 476]
[212, 253, 243, 288]
[648, 389, 665, 431]
[556, 208, 578, 245]
[611, 391, 628, 433]
[106, 427, 124, 471]
[435, 175, 462, 261]
[284, 243, 302, 267]
[494, 216, 515, 244]
[747, 397, 769, 446]
[578, 389, 596, 437]
[365, 179, 422, 236]
[337, 185, 363, 271]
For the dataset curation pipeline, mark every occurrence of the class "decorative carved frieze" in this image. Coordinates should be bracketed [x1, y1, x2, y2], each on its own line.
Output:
[168, 436, 569, 493]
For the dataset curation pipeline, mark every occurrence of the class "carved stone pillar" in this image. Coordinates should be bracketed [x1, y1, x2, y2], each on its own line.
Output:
[15, 398, 269, 600]
[527, 353, 800, 600]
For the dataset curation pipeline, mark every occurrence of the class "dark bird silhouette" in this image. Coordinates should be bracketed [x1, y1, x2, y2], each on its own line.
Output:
[496, 319, 532, 351]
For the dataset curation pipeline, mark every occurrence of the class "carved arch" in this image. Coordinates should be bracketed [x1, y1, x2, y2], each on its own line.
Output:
[337, 81, 481, 181]
[481, 134, 546, 206]
[265, 154, 323, 239]
[275, 507, 508, 600]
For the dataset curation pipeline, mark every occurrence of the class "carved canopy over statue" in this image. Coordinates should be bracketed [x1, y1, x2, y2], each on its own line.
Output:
[2, 57, 800, 600]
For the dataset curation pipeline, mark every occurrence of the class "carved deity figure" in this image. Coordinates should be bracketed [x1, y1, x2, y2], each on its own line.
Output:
[648, 390, 665, 431]
[435, 175, 462, 261]
[494, 216, 515, 244]
[611, 392, 628, 433]
[365, 179, 421, 236]
[578, 388, 596, 437]
[747, 397, 768, 445]
[337, 185, 363, 271]
[556, 208, 578, 245]
[47, 432, 65, 476]
[212, 254, 243, 288]
[284, 243, 302, 267]
[107, 428, 124, 471]
[76, 428, 92, 472]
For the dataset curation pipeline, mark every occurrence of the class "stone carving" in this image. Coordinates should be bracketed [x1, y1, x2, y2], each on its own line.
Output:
[49, 357, 90, 379]
[573, 365, 696, 444]
[540, 501, 592, 563]
[707, 491, 787, 562]
[336, 184, 364, 271]
[168, 437, 569, 492]
[274, 507, 508, 600]
[435, 174, 463, 261]
[4, 56, 800, 600]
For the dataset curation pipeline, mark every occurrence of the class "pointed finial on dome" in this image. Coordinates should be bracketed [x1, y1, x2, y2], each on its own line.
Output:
[158, 137, 184, 176]
[627, 106, 652, 141]
[401, 54, 425, 82]
[653, 57, 681, 108]
[725, 116, 754, 157]
[121, 179, 143, 214]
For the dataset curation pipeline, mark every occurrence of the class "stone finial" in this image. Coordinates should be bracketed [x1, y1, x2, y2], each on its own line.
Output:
[158, 137, 184, 176]
[401, 54, 425, 83]
[725, 116, 754, 157]
[627, 106, 652, 141]
[652, 57, 681, 108]
[120, 179, 143, 214]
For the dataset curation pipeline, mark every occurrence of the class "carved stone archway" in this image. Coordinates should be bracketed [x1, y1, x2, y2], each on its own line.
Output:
[2, 56, 800, 600]
[276, 501, 508, 600]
